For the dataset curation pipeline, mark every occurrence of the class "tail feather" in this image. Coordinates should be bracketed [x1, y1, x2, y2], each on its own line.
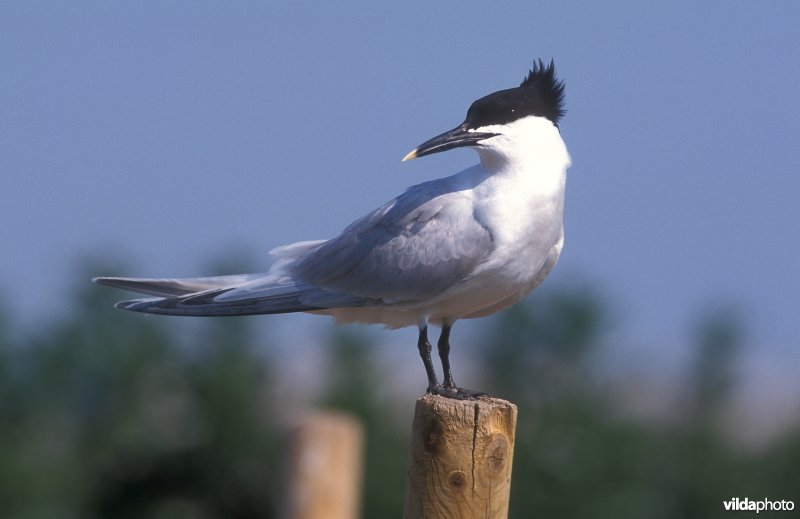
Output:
[97, 274, 370, 317]
[92, 274, 261, 298]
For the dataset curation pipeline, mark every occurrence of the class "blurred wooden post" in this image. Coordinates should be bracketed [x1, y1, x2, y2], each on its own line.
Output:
[403, 394, 518, 519]
[283, 411, 364, 519]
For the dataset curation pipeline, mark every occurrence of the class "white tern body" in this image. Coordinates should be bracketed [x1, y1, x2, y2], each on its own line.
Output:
[95, 59, 571, 397]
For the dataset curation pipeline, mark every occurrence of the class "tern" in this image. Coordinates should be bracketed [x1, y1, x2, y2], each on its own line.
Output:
[95, 58, 570, 399]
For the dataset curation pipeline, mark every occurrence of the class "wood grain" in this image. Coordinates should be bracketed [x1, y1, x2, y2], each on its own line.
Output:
[403, 394, 518, 519]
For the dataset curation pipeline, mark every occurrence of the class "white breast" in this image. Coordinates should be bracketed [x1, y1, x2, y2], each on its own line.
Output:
[426, 116, 570, 321]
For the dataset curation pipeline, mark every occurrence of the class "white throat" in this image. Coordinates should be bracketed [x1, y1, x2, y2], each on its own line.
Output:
[474, 115, 570, 175]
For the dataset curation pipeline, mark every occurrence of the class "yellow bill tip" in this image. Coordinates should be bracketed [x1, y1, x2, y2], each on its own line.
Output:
[401, 149, 418, 162]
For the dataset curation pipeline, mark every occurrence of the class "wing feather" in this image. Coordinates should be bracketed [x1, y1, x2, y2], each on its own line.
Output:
[292, 179, 493, 304]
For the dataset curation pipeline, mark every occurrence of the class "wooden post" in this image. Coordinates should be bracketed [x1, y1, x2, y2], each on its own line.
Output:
[283, 411, 364, 519]
[403, 394, 518, 519]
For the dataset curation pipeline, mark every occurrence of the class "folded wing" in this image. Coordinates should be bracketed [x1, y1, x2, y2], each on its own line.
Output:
[96, 179, 494, 317]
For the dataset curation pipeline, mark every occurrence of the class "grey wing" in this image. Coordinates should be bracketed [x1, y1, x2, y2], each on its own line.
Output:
[291, 181, 494, 304]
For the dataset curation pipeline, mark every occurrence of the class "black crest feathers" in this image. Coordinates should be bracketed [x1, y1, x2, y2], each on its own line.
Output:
[520, 58, 566, 125]
[465, 58, 566, 129]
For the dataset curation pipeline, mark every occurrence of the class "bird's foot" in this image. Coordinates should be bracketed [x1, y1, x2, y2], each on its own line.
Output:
[427, 384, 488, 401]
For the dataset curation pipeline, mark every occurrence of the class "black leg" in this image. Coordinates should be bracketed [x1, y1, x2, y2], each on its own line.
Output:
[417, 326, 439, 392]
[437, 323, 456, 389]
[433, 323, 487, 401]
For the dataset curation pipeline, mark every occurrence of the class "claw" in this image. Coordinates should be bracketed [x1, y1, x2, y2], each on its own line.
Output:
[427, 384, 488, 401]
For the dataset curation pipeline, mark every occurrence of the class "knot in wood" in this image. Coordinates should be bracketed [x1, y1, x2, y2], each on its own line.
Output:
[422, 416, 443, 455]
[486, 435, 508, 475]
[446, 469, 467, 491]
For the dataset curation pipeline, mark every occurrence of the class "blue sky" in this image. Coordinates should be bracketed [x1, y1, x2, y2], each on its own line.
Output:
[2, 2, 799, 398]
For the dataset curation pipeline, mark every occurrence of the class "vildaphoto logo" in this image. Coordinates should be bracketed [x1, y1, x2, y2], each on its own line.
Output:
[723, 497, 795, 513]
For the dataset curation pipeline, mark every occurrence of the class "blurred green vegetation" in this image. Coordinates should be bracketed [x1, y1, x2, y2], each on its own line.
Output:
[0, 267, 798, 518]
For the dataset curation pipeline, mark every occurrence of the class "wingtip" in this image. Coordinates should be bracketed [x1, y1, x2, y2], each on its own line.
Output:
[93, 276, 119, 287]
